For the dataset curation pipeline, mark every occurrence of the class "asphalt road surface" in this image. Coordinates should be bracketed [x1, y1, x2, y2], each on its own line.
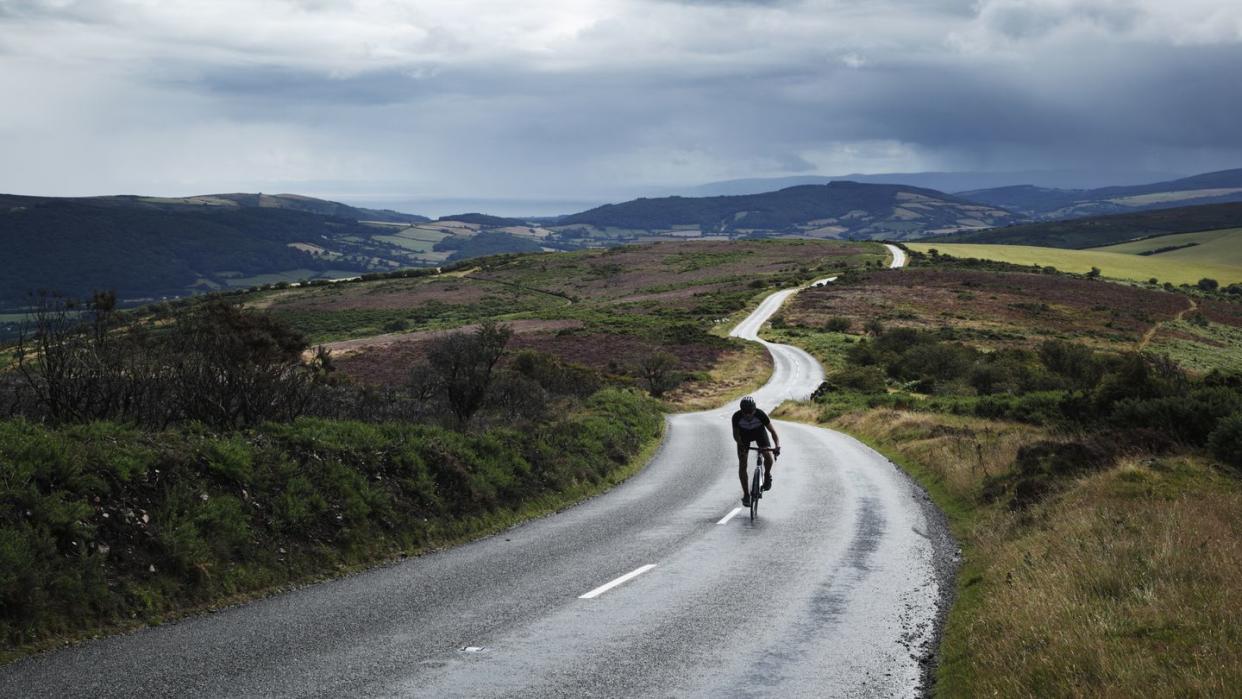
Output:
[1, 282, 954, 698]
[884, 243, 908, 269]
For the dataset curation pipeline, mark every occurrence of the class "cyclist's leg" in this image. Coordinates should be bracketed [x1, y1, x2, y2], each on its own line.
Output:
[756, 432, 774, 477]
[737, 442, 750, 497]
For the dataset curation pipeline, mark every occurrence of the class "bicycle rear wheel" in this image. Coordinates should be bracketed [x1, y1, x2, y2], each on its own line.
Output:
[750, 462, 762, 521]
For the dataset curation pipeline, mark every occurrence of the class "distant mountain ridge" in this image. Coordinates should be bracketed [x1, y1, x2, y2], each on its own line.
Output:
[0, 192, 429, 224]
[556, 181, 1016, 241]
[0, 192, 435, 308]
[672, 169, 1187, 198]
[957, 169, 1242, 220]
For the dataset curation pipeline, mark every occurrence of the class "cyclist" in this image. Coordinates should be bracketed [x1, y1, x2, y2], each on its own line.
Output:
[732, 396, 780, 507]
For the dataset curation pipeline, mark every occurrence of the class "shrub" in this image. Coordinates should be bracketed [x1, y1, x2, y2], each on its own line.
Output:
[1038, 340, 1104, 388]
[1109, 388, 1242, 445]
[1005, 438, 1117, 508]
[973, 392, 1066, 425]
[823, 317, 852, 332]
[825, 366, 887, 394]
[1197, 278, 1220, 292]
[1208, 414, 1242, 471]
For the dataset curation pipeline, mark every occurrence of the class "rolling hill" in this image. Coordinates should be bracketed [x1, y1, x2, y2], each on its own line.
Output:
[671, 169, 1185, 198]
[922, 202, 1242, 249]
[0, 192, 506, 308]
[555, 181, 1016, 240]
[1095, 227, 1242, 266]
[0, 192, 429, 225]
[905, 242, 1242, 286]
[957, 168, 1242, 220]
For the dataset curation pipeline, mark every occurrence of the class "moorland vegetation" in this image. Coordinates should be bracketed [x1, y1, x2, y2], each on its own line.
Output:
[767, 257, 1242, 695]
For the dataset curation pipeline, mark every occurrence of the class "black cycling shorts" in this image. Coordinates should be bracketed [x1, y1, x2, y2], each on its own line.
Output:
[737, 431, 771, 455]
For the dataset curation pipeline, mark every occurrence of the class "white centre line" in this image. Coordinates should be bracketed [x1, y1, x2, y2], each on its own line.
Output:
[578, 564, 657, 599]
[717, 507, 743, 525]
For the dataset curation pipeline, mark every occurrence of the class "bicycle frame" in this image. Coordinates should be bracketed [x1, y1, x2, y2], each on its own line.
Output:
[746, 446, 776, 521]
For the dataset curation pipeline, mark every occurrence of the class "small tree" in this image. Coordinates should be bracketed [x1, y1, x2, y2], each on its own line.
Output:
[1086, 267, 1102, 279]
[636, 352, 681, 397]
[426, 320, 513, 427]
[1198, 278, 1220, 292]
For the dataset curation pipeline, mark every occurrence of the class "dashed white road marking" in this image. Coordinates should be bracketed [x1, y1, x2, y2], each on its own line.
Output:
[717, 507, 743, 525]
[578, 564, 657, 599]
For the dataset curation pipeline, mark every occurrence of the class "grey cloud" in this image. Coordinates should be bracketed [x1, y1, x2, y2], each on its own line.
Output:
[1, 0, 1240, 201]
[978, 0, 1142, 40]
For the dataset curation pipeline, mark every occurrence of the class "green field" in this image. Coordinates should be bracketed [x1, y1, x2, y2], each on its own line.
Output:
[908, 242, 1242, 285]
[1095, 227, 1242, 264]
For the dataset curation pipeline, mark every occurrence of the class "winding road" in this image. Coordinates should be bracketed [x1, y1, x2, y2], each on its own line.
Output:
[1, 248, 953, 698]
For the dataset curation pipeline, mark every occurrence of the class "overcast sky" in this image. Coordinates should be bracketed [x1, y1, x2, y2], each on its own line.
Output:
[2, 0, 1241, 214]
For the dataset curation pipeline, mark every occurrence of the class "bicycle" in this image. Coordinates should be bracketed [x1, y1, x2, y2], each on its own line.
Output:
[745, 446, 778, 521]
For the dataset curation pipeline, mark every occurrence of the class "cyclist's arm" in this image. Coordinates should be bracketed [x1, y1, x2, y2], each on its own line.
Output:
[765, 422, 780, 449]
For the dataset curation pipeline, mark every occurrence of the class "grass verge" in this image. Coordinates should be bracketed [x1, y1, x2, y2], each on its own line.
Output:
[774, 404, 1242, 696]
[665, 340, 773, 412]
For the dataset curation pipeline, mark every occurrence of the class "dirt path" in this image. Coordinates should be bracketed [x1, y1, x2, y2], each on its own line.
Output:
[1138, 295, 1198, 351]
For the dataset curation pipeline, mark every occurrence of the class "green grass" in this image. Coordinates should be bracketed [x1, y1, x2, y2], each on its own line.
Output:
[1150, 318, 1242, 373]
[1096, 227, 1242, 266]
[373, 227, 450, 253]
[908, 242, 1242, 285]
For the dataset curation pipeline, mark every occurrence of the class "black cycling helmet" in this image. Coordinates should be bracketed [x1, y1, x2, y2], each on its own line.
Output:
[740, 396, 756, 411]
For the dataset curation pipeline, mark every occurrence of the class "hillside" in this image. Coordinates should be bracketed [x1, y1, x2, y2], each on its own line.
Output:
[0, 192, 428, 224]
[0, 193, 560, 309]
[905, 243, 1242, 286]
[555, 181, 1016, 241]
[1095, 227, 1242, 265]
[958, 168, 1242, 219]
[923, 202, 1242, 249]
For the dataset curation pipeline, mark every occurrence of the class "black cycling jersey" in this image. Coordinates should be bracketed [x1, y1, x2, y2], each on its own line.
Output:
[732, 408, 770, 440]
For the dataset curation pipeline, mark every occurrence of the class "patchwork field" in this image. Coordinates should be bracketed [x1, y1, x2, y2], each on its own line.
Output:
[907, 242, 1242, 286]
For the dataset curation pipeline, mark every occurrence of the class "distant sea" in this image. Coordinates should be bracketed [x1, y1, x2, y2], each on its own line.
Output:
[338, 196, 611, 220]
